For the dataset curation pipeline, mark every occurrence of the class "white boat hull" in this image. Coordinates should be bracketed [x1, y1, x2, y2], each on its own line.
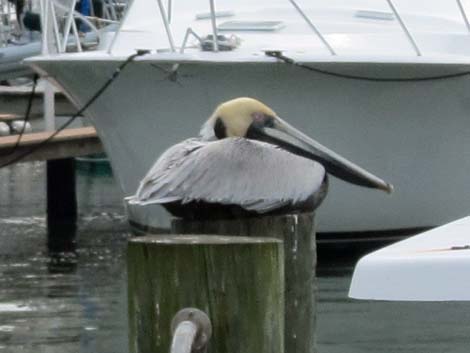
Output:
[349, 215, 470, 301]
[0, 42, 40, 80]
[30, 57, 470, 232]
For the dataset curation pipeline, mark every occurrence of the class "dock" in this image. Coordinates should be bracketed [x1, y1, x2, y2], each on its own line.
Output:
[1, 79, 106, 227]
[0, 125, 105, 234]
[0, 126, 103, 164]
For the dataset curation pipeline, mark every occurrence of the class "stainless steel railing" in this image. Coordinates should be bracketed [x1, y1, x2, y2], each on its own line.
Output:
[41, 0, 127, 54]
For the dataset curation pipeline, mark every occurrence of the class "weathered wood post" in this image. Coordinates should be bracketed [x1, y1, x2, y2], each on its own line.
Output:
[172, 213, 317, 353]
[127, 235, 284, 353]
[46, 157, 77, 228]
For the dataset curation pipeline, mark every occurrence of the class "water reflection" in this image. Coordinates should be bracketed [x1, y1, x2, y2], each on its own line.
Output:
[0, 214, 130, 353]
[0, 162, 45, 218]
[47, 206, 78, 274]
[0, 162, 128, 353]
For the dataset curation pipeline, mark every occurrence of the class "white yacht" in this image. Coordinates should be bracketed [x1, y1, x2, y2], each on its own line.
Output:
[0, 0, 40, 79]
[27, 0, 470, 234]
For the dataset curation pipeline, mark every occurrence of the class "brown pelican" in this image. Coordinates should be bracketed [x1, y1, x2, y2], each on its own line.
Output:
[128, 97, 392, 219]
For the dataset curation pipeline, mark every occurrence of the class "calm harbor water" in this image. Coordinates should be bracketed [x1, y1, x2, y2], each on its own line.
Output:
[1, 162, 470, 353]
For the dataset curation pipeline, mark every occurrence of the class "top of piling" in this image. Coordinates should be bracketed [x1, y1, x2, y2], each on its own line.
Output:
[129, 234, 283, 245]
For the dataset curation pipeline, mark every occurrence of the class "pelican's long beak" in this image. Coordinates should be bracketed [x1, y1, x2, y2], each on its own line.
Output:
[253, 117, 393, 193]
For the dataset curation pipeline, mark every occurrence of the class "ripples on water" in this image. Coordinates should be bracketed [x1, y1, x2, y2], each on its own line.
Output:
[1, 162, 470, 353]
[1, 162, 129, 353]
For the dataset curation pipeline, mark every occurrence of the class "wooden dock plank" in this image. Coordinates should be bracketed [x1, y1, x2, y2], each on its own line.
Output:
[0, 113, 50, 121]
[0, 126, 97, 146]
[0, 127, 104, 164]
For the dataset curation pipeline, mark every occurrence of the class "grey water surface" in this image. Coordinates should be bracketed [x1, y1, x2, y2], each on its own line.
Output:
[1, 162, 470, 353]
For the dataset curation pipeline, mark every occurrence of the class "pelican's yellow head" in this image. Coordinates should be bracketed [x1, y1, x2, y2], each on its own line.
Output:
[210, 97, 277, 138]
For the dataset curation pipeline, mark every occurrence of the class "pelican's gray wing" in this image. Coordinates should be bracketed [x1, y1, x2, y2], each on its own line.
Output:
[130, 138, 206, 203]
[129, 137, 326, 213]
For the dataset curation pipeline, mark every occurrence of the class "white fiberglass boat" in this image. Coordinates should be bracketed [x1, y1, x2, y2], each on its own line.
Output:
[0, 39, 41, 80]
[349, 215, 470, 301]
[0, 0, 40, 79]
[28, 0, 470, 233]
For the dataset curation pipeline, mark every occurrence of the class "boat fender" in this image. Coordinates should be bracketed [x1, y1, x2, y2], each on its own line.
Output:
[10, 120, 32, 134]
[0, 122, 11, 136]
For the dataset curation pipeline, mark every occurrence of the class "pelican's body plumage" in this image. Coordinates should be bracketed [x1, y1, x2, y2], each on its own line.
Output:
[130, 137, 328, 219]
[128, 98, 391, 220]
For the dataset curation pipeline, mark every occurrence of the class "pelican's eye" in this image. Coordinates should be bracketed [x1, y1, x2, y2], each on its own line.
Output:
[264, 116, 275, 128]
[251, 112, 275, 128]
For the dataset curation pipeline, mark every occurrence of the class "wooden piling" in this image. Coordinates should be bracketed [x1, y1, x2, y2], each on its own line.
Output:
[172, 213, 317, 353]
[127, 235, 284, 353]
[47, 157, 77, 224]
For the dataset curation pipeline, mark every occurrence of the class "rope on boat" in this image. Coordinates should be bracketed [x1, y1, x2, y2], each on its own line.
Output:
[265, 50, 470, 82]
[0, 50, 150, 168]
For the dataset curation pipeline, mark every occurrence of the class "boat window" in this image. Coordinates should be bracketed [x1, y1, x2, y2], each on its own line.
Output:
[217, 21, 285, 32]
[195, 10, 235, 20]
[355, 10, 394, 21]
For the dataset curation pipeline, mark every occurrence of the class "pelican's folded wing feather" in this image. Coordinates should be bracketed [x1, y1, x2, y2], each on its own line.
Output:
[129, 138, 326, 213]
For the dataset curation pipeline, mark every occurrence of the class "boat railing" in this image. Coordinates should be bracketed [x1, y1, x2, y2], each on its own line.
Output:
[384, 0, 420, 56]
[156, 0, 176, 52]
[456, 0, 470, 33]
[0, 0, 18, 47]
[101, 0, 124, 22]
[153, 0, 470, 57]
[41, 0, 126, 54]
